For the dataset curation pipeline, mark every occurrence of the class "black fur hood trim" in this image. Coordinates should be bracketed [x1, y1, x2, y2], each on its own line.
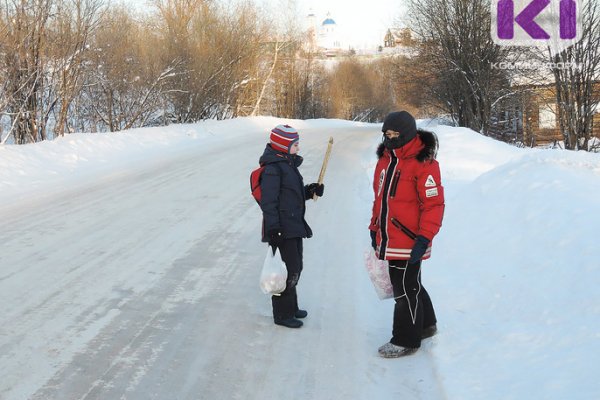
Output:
[376, 129, 438, 161]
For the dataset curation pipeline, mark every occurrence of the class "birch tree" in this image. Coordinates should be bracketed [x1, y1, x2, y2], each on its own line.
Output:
[50, 0, 103, 136]
[1, 0, 53, 144]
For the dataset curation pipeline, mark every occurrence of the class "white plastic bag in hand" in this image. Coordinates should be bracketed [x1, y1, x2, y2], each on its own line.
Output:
[260, 246, 288, 295]
[364, 248, 393, 300]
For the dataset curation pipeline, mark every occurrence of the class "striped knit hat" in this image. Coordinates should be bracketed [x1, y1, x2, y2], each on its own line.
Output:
[270, 124, 299, 153]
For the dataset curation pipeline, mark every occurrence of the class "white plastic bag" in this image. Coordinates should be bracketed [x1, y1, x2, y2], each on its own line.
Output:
[260, 246, 288, 295]
[364, 249, 393, 300]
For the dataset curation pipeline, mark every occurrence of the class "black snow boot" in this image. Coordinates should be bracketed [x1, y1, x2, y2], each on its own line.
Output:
[274, 317, 303, 328]
[295, 309, 308, 319]
[421, 324, 437, 339]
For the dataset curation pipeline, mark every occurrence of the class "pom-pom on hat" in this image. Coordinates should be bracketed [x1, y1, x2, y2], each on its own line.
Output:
[270, 124, 299, 153]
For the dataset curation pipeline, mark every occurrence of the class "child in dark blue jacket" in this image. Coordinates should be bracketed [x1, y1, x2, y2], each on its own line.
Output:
[259, 124, 324, 328]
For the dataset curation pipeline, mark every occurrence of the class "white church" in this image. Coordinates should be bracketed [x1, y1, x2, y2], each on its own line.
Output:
[304, 11, 344, 56]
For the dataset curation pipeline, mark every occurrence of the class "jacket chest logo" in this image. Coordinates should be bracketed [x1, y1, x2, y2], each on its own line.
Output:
[425, 175, 436, 187]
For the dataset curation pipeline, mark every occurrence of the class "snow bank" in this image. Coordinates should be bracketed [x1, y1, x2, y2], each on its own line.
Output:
[428, 127, 600, 399]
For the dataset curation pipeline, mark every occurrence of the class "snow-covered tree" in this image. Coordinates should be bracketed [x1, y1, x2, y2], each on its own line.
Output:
[407, 0, 511, 134]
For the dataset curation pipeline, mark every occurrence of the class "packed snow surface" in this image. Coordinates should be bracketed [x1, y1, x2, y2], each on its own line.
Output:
[1, 117, 598, 399]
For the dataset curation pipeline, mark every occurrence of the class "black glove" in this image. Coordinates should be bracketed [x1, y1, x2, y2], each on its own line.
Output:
[370, 230, 377, 250]
[306, 183, 325, 198]
[408, 235, 430, 265]
[267, 229, 284, 249]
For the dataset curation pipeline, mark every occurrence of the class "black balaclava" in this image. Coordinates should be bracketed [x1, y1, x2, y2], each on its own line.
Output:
[381, 111, 417, 149]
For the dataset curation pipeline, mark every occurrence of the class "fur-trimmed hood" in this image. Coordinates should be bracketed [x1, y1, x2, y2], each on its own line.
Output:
[376, 129, 438, 162]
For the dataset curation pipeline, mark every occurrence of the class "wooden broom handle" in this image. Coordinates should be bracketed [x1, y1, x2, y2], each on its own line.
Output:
[313, 136, 334, 201]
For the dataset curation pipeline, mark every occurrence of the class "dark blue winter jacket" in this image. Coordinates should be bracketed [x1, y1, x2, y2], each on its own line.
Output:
[259, 144, 313, 242]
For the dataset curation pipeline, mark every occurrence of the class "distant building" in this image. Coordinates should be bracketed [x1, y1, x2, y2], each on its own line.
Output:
[488, 81, 600, 146]
[305, 11, 318, 53]
[319, 13, 341, 52]
[520, 82, 600, 146]
[383, 28, 415, 48]
[304, 11, 343, 56]
[380, 27, 418, 57]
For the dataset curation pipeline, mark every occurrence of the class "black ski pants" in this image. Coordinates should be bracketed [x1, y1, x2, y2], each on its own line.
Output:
[272, 238, 303, 319]
[388, 260, 437, 348]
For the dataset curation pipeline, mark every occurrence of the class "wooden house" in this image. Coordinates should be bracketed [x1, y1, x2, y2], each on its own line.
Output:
[520, 82, 600, 146]
[489, 81, 600, 147]
[383, 28, 416, 48]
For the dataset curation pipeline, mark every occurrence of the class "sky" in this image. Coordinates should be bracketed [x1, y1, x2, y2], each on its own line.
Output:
[1, 116, 599, 399]
[127, 0, 407, 49]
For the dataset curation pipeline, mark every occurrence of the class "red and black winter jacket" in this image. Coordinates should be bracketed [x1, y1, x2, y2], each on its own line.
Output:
[369, 130, 445, 261]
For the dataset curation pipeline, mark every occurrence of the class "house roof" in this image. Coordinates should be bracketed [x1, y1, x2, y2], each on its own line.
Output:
[386, 28, 404, 39]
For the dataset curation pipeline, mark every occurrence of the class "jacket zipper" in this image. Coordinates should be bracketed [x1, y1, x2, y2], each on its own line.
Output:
[390, 217, 417, 240]
[390, 170, 401, 198]
[378, 152, 398, 257]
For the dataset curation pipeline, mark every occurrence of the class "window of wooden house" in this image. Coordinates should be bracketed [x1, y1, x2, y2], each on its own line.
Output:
[539, 103, 557, 129]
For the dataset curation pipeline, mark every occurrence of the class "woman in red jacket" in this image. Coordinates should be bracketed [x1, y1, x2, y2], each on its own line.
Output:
[369, 111, 445, 358]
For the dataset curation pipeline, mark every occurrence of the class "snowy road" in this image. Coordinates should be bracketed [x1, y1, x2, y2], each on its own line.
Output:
[0, 123, 446, 400]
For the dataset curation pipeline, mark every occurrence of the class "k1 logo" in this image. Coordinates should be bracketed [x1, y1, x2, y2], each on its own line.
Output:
[491, 0, 582, 51]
